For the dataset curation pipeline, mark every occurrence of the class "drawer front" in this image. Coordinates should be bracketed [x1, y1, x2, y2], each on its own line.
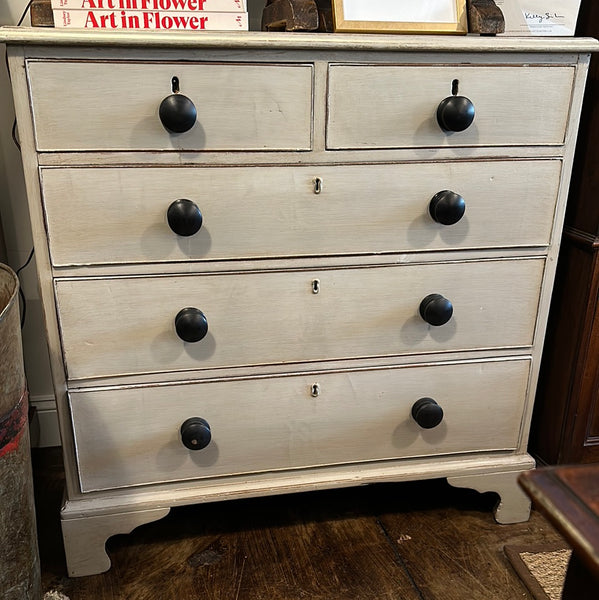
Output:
[56, 259, 544, 380]
[26, 61, 313, 151]
[327, 65, 574, 149]
[70, 358, 530, 492]
[41, 160, 560, 266]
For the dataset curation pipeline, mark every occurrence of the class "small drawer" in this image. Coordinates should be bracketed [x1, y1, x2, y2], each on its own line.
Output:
[70, 358, 530, 492]
[26, 60, 313, 151]
[55, 258, 544, 380]
[327, 65, 574, 149]
[40, 160, 560, 267]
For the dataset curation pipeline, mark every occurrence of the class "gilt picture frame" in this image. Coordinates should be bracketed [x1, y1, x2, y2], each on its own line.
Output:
[332, 0, 468, 34]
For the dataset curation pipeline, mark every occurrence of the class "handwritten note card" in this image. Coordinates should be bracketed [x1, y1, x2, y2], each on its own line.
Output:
[494, 0, 581, 36]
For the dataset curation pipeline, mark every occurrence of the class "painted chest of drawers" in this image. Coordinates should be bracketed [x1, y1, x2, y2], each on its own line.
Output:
[2, 28, 597, 577]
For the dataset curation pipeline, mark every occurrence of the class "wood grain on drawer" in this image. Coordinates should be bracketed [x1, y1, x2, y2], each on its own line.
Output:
[327, 65, 574, 149]
[70, 358, 530, 492]
[41, 160, 561, 266]
[26, 61, 313, 151]
[55, 259, 544, 380]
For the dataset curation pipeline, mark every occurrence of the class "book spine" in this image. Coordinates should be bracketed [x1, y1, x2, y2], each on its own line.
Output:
[50, 0, 246, 12]
[53, 9, 249, 29]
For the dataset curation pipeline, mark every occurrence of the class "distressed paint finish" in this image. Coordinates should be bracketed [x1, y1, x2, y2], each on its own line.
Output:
[326, 64, 575, 149]
[40, 161, 562, 266]
[26, 61, 314, 152]
[0, 264, 41, 599]
[55, 259, 544, 380]
[2, 29, 597, 577]
[69, 359, 531, 492]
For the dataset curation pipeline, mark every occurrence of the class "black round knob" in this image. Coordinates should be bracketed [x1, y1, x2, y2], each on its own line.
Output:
[429, 190, 466, 225]
[419, 294, 453, 326]
[159, 93, 197, 133]
[175, 307, 208, 343]
[436, 96, 475, 132]
[411, 397, 444, 429]
[180, 417, 211, 450]
[167, 199, 203, 237]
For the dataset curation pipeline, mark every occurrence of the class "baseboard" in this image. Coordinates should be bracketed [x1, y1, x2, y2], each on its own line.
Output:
[29, 394, 61, 448]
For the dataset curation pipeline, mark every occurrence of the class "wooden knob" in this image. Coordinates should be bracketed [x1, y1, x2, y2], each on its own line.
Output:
[429, 190, 466, 225]
[180, 417, 211, 450]
[419, 294, 453, 326]
[411, 398, 444, 429]
[437, 96, 475, 132]
[159, 93, 197, 133]
[167, 199, 203, 236]
[175, 307, 208, 343]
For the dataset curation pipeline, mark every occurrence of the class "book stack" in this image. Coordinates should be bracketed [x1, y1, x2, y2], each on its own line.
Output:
[52, 0, 248, 31]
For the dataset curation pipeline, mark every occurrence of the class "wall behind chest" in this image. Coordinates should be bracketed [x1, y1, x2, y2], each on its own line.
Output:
[0, 0, 57, 446]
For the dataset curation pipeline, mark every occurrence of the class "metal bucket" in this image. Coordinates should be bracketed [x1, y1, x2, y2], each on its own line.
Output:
[0, 263, 41, 599]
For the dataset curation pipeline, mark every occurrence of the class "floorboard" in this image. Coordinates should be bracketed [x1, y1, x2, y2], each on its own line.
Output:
[32, 449, 565, 599]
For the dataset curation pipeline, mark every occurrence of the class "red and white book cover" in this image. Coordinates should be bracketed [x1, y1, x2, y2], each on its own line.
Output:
[54, 9, 249, 29]
[51, 0, 247, 12]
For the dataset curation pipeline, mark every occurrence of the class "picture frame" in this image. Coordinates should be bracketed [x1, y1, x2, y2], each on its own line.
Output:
[332, 0, 469, 34]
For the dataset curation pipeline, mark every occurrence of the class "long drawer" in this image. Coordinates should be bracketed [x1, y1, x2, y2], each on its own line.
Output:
[26, 60, 313, 151]
[41, 160, 561, 266]
[327, 65, 575, 149]
[70, 358, 531, 492]
[55, 258, 544, 380]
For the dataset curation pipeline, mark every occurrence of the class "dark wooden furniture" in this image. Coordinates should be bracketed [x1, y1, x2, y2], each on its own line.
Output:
[519, 465, 599, 600]
[530, 0, 599, 465]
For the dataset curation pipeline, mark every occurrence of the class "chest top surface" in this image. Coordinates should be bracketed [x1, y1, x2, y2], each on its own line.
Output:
[1, 26, 598, 52]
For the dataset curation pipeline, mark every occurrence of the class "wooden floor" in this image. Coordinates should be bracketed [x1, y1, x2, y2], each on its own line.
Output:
[33, 449, 565, 600]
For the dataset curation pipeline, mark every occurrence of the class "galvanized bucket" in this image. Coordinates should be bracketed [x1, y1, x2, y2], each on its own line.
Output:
[0, 263, 41, 599]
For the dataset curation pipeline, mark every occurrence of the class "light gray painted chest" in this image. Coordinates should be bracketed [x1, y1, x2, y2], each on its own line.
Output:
[2, 28, 597, 576]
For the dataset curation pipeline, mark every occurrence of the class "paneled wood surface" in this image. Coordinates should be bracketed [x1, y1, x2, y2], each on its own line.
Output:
[26, 61, 314, 152]
[529, 0, 599, 465]
[327, 65, 575, 149]
[40, 161, 561, 266]
[55, 259, 544, 380]
[34, 448, 565, 600]
[70, 359, 530, 492]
